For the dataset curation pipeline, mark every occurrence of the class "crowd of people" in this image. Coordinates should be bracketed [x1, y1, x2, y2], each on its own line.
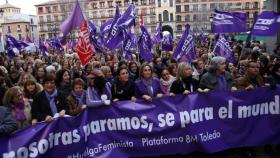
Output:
[0, 37, 280, 157]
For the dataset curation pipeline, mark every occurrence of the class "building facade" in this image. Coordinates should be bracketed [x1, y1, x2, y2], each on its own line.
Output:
[35, 0, 264, 39]
[2, 14, 39, 42]
[174, 0, 263, 37]
[35, 0, 159, 39]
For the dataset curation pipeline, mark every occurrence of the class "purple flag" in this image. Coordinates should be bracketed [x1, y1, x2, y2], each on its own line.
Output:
[117, 4, 136, 28]
[122, 31, 136, 59]
[88, 20, 105, 54]
[153, 23, 162, 43]
[60, 0, 85, 39]
[200, 31, 207, 42]
[39, 39, 49, 56]
[138, 25, 153, 62]
[6, 35, 29, 51]
[48, 35, 64, 52]
[213, 34, 234, 63]
[212, 10, 247, 33]
[100, 19, 113, 34]
[173, 25, 196, 63]
[162, 34, 173, 51]
[104, 6, 124, 50]
[5, 36, 16, 58]
[251, 11, 280, 36]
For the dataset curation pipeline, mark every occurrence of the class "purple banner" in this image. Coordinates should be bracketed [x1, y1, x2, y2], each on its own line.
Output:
[1, 87, 280, 158]
[212, 10, 247, 33]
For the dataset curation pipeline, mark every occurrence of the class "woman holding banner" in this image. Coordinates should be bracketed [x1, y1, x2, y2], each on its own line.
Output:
[67, 78, 87, 116]
[170, 62, 199, 95]
[86, 69, 112, 107]
[135, 63, 163, 102]
[111, 67, 136, 102]
[31, 74, 69, 124]
[3, 86, 31, 129]
[199, 56, 236, 91]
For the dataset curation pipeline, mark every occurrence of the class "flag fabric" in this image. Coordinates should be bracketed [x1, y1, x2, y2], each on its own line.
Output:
[88, 20, 105, 54]
[39, 39, 48, 56]
[212, 10, 247, 33]
[199, 31, 207, 42]
[138, 25, 153, 62]
[213, 34, 234, 63]
[76, 21, 94, 65]
[117, 4, 136, 28]
[104, 6, 124, 50]
[100, 19, 113, 35]
[6, 35, 29, 50]
[251, 11, 280, 36]
[122, 31, 136, 59]
[162, 34, 173, 51]
[153, 22, 162, 43]
[48, 35, 64, 51]
[173, 25, 196, 63]
[5, 36, 17, 58]
[60, 0, 85, 39]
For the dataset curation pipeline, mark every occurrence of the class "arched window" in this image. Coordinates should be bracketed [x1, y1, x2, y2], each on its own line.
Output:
[163, 10, 169, 22]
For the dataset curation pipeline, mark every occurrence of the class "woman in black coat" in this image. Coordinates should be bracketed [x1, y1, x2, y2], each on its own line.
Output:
[31, 74, 69, 124]
[111, 67, 136, 101]
[170, 62, 199, 95]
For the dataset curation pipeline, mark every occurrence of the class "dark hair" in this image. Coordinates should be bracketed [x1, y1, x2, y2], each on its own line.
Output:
[43, 74, 56, 85]
[23, 79, 41, 98]
[72, 78, 84, 89]
[117, 67, 129, 76]
[117, 60, 128, 69]
[55, 69, 71, 86]
[139, 63, 153, 79]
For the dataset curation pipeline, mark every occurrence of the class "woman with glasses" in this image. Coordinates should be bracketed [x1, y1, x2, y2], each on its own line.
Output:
[135, 63, 163, 102]
[3, 86, 31, 129]
[31, 74, 69, 124]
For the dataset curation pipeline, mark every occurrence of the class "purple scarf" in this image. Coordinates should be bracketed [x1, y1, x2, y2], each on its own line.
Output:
[45, 89, 58, 116]
[12, 102, 26, 121]
[142, 78, 154, 96]
[72, 90, 84, 106]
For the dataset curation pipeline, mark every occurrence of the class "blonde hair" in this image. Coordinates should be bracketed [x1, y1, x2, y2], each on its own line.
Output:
[3, 86, 21, 107]
[177, 62, 192, 80]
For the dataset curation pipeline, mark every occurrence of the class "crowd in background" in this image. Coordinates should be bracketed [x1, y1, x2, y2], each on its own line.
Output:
[0, 37, 280, 158]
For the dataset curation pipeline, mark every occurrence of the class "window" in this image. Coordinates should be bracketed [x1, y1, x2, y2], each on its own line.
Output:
[185, 15, 190, 22]
[150, 0, 155, 4]
[150, 8, 155, 14]
[39, 16, 44, 23]
[92, 3, 97, 8]
[176, 0, 181, 3]
[141, 8, 147, 15]
[30, 18, 34, 24]
[202, 4, 207, 11]
[193, 14, 197, 21]
[210, 3, 215, 10]
[184, 5, 189, 12]
[176, 6, 181, 13]
[246, 12, 250, 18]
[38, 7, 43, 14]
[116, 1, 122, 7]
[100, 2, 105, 8]
[8, 26, 11, 33]
[53, 6, 58, 12]
[253, 2, 259, 9]
[245, 2, 250, 9]
[100, 11, 105, 18]
[60, 5, 65, 12]
[184, 0, 189, 2]
[163, 10, 169, 22]
[176, 15, 182, 22]
[158, 0, 161, 7]
[193, 4, 198, 12]
[45, 6, 51, 13]
[93, 11, 98, 18]
[18, 34, 22, 40]
[109, 10, 114, 17]
[169, 0, 173, 7]
[108, 1, 113, 8]
[25, 25, 29, 32]
[141, 0, 147, 5]
[177, 25, 182, 32]
[47, 15, 51, 22]
[31, 26, 34, 32]
[170, 13, 174, 21]
[54, 15, 58, 22]
[124, 0, 129, 6]
[253, 11, 258, 19]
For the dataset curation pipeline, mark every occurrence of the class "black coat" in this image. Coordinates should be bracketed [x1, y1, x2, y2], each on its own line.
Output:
[31, 91, 69, 122]
[170, 77, 199, 94]
[111, 80, 135, 101]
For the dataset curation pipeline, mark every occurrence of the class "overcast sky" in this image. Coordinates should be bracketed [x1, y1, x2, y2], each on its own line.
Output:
[0, 0, 49, 15]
